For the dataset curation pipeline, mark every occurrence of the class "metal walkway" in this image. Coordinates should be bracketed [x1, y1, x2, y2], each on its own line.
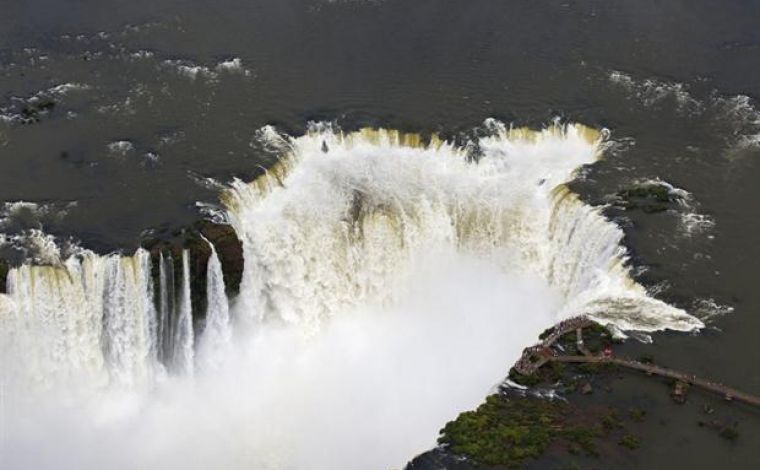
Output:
[513, 318, 760, 408]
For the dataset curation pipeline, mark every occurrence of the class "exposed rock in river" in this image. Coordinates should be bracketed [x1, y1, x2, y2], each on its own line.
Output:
[612, 181, 686, 214]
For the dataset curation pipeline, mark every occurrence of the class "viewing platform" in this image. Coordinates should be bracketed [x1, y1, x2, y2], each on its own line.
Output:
[513, 317, 760, 408]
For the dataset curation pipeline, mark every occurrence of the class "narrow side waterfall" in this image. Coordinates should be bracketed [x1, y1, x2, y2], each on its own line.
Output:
[198, 239, 232, 369]
[157, 252, 174, 366]
[172, 249, 195, 376]
[0, 121, 705, 470]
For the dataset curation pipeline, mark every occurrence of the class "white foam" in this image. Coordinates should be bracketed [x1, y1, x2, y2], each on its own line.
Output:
[163, 59, 217, 80]
[0, 122, 705, 470]
[609, 70, 760, 150]
[107, 140, 135, 156]
[609, 70, 701, 113]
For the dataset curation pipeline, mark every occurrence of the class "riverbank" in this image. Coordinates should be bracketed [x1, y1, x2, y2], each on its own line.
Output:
[407, 321, 759, 469]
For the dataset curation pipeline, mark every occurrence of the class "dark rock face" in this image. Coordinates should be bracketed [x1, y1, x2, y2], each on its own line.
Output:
[141, 220, 244, 322]
[0, 259, 8, 294]
[196, 220, 244, 297]
[406, 448, 480, 470]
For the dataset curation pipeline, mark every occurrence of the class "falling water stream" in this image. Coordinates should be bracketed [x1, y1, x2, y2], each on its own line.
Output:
[0, 123, 701, 469]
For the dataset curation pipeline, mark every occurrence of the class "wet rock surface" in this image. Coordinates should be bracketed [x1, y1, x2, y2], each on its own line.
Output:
[0, 259, 7, 293]
[611, 182, 686, 214]
[141, 220, 243, 319]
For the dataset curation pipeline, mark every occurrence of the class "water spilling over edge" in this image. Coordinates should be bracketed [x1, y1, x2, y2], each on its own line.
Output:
[0, 121, 704, 469]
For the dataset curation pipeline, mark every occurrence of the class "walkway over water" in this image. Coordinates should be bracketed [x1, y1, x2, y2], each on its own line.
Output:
[514, 318, 760, 408]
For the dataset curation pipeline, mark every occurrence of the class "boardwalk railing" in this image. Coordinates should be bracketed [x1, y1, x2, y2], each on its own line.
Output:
[548, 355, 760, 408]
[513, 317, 760, 408]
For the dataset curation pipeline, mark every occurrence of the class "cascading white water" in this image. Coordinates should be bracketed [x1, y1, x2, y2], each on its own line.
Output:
[0, 249, 158, 392]
[198, 239, 232, 369]
[0, 121, 704, 470]
[157, 252, 173, 365]
[225, 122, 701, 333]
[100, 252, 157, 388]
[172, 249, 195, 376]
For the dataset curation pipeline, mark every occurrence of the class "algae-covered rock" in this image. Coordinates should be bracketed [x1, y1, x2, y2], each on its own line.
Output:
[436, 393, 609, 468]
[613, 181, 686, 213]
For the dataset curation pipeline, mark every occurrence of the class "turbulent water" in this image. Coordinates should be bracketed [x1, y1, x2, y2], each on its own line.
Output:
[0, 122, 702, 469]
[226, 123, 700, 332]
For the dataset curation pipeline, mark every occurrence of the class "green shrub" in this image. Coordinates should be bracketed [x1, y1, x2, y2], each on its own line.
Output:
[618, 434, 641, 450]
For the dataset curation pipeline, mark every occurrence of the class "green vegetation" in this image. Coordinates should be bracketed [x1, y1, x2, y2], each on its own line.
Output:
[438, 395, 608, 467]
[614, 182, 683, 213]
[507, 361, 567, 388]
[601, 411, 624, 432]
[638, 354, 655, 364]
[628, 408, 647, 422]
[538, 327, 554, 340]
[582, 323, 613, 354]
[618, 434, 641, 450]
[507, 368, 542, 387]
[719, 426, 739, 441]
[553, 322, 612, 354]
[441, 322, 660, 467]
[698, 420, 740, 442]
[577, 361, 618, 374]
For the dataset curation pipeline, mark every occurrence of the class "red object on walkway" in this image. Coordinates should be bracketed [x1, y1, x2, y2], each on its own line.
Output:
[603, 346, 613, 358]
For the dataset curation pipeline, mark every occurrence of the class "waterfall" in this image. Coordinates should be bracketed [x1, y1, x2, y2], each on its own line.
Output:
[1, 249, 157, 390]
[543, 186, 697, 330]
[224, 123, 702, 334]
[172, 249, 194, 376]
[198, 239, 232, 369]
[0, 121, 709, 470]
[101, 252, 156, 387]
[0, 121, 703, 393]
[157, 252, 174, 366]
[0, 247, 202, 390]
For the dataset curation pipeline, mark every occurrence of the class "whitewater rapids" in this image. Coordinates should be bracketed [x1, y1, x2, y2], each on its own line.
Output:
[0, 122, 701, 470]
